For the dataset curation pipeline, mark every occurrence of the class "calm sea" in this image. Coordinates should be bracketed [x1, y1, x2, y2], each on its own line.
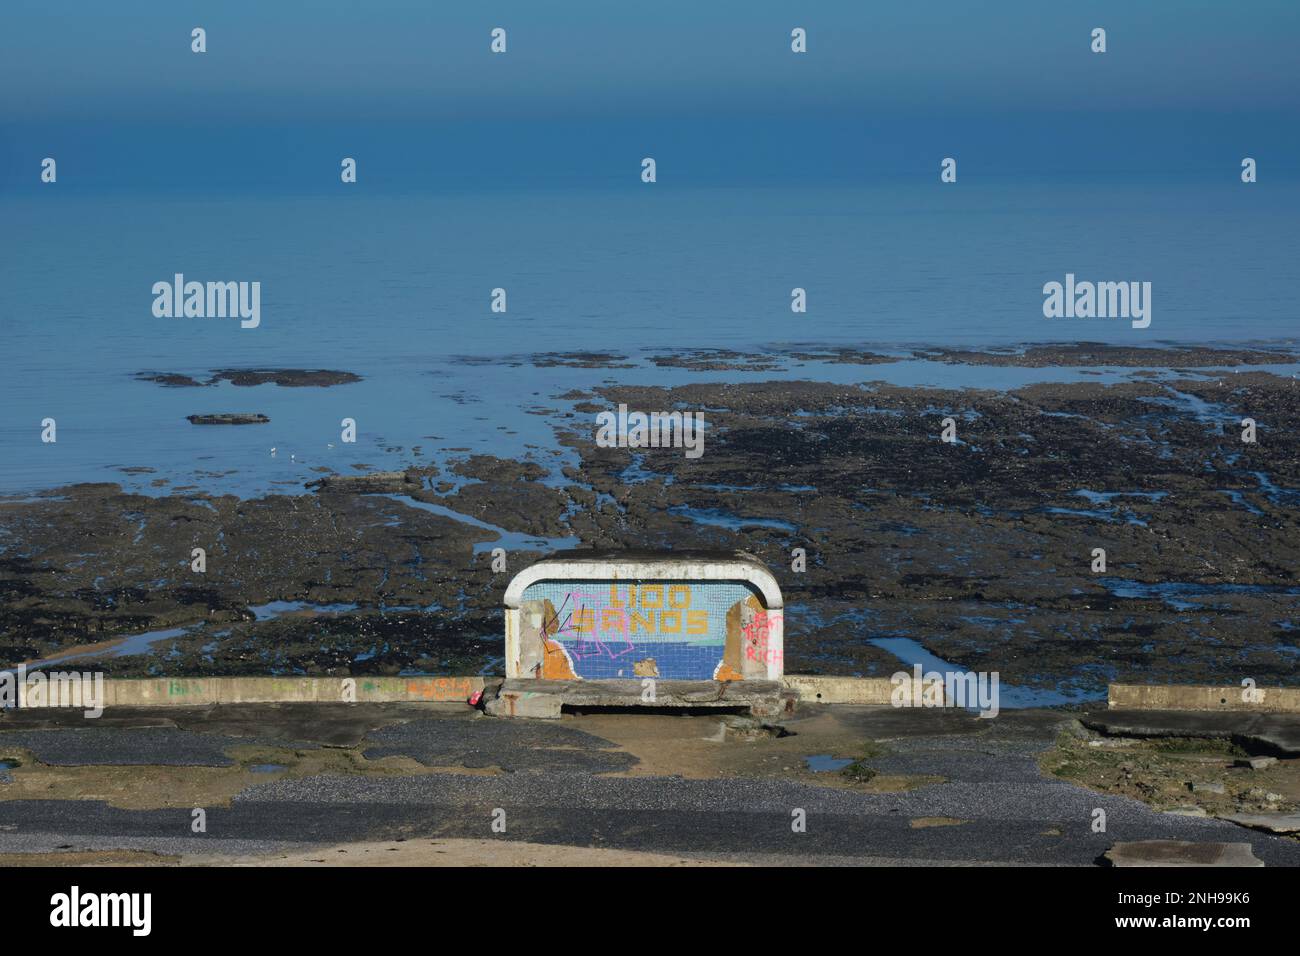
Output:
[2, 183, 1297, 496]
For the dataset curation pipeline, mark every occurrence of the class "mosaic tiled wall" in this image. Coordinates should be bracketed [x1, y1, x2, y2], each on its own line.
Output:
[518, 579, 764, 680]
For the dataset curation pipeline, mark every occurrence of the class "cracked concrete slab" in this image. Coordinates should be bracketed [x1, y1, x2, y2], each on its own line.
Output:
[1221, 812, 1300, 835]
[1082, 710, 1300, 756]
[1104, 840, 1264, 867]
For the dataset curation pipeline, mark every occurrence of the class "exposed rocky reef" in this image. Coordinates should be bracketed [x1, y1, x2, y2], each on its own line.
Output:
[186, 413, 270, 425]
[139, 369, 362, 388]
[916, 343, 1297, 368]
[4, 353, 1298, 692]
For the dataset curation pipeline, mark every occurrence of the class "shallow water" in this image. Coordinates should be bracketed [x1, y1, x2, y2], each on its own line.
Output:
[4, 186, 1298, 498]
[18, 626, 189, 670]
[15, 601, 363, 671]
[378, 493, 580, 553]
[870, 636, 1103, 708]
[667, 505, 798, 533]
[805, 754, 854, 772]
[1097, 578, 1300, 612]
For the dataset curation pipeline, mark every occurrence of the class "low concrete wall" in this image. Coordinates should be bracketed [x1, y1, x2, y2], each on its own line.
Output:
[27, 676, 1297, 712]
[14, 673, 955, 709]
[83, 675, 485, 707]
[783, 675, 946, 706]
[102, 674, 921, 708]
[1108, 684, 1300, 713]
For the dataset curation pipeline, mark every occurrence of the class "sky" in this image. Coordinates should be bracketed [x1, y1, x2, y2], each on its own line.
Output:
[1, 0, 1298, 191]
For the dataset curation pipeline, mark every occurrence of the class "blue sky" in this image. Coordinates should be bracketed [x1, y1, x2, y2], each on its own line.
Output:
[2, 0, 1298, 190]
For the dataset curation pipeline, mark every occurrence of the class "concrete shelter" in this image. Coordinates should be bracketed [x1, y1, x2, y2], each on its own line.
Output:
[503, 549, 785, 683]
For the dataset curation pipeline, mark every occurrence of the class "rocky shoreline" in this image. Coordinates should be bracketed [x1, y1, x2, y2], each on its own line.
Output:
[2, 347, 1296, 692]
[138, 369, 362, 388]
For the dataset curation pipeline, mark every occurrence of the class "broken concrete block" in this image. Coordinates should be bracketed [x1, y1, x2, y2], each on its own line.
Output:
[1221, 812, 1300, 835]
[1234, 756, 1278, 770]
[1245, 787, 1285, 803]
[720, 715, 790, 739]
[1083, 710, 1300, 757]
[516, 678, 781, 711]
[483, 689, 563, 719]
[1105, 840, 1263, 867]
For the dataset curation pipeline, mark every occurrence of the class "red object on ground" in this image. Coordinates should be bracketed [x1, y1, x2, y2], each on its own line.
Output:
[468, 690, 483, 706]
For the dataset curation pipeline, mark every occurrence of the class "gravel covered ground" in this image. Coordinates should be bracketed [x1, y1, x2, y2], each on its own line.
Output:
[1, 702, 1298, 866]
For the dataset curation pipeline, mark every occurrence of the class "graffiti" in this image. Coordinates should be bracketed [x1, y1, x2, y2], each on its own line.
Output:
[743, 611, 784, 666]
[147, 677, 484, 703]
[532, 583, 727, 636]
[543, 585, 709, 650]
[540, 589, 637, 662]
[404, 676, 476, 700]
[520, 579, 771, 681]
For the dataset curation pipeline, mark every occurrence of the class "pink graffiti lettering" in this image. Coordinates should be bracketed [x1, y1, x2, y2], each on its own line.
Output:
[742, 611, 783, 666]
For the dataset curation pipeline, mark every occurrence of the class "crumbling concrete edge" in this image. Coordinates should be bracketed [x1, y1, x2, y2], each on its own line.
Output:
[6, 675, 492, 709]
[1, 673, 935, 710]
[1108, 684, 1300, 713]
